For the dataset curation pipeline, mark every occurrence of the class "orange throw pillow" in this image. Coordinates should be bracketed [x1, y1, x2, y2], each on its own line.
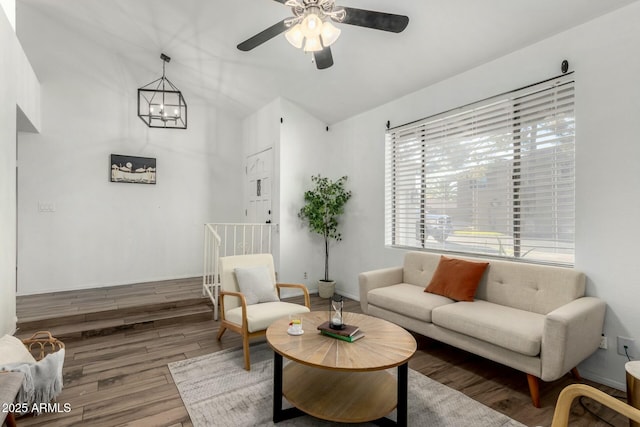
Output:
[425, 256, 489, 301]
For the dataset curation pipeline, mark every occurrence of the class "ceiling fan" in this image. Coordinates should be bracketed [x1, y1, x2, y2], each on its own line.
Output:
[237, 0, 409, 70]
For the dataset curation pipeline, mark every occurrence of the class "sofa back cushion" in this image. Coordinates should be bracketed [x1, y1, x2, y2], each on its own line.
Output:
[403, 251, 442, 287]
[478, 258, 586, 314]
[403, 251, 585, 314]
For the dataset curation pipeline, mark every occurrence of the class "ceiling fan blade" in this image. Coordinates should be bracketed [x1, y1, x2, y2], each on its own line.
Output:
[313, 47, 334, 70]
[237, 20, 288, 51]
[341, 7, 409, 33]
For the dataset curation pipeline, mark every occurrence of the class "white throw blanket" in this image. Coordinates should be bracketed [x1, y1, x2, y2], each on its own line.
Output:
[0, 348, 65, 413]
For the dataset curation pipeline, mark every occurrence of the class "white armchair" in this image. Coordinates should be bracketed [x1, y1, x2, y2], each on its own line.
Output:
[216, 253, 310, 370]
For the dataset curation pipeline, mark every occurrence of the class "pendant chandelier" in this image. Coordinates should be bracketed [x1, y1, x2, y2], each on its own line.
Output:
[137, 53, 187, 129]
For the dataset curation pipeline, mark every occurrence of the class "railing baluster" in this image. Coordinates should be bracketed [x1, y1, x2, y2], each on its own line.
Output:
[202, 226, 207, 297]
[221, 225, 225, 256]
[251, 224, 255, 254]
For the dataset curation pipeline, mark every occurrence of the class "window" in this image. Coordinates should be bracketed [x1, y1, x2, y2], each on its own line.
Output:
[385, 74, 575, 265]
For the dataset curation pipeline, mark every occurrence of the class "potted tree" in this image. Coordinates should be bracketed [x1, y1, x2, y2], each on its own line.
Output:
[298, 175, 352, 298]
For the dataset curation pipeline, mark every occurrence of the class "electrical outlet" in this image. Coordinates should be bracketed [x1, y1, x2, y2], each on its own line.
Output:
[617, 336, 635, 357]
[599, 335, 608, 349]
[303, 272, 308, 280]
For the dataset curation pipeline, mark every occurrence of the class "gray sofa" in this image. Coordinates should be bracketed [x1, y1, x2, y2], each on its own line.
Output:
[358, 251, 606, 407]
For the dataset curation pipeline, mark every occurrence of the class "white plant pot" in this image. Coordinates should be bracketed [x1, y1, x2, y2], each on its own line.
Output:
[317, 280, 336, 299]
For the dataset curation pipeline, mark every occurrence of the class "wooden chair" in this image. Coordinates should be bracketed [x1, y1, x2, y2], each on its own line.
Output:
[216, 253, 310, 370]
[551, 383, 640, 427]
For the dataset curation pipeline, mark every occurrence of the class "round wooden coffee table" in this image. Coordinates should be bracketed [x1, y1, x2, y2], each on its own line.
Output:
[266, 311, 417, 426]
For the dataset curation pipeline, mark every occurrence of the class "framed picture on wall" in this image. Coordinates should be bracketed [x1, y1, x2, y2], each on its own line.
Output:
[110, 154, 156, 184]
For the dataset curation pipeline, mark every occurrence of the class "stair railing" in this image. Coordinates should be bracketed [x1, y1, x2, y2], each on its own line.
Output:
[203, 223, 272, 320]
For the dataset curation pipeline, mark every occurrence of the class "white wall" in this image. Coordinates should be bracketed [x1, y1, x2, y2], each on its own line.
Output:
[0, 7, 17, 335]
[242, 98, 282, 269]
[0, 0, 14, 30]
[242, 99, 280, 158]
[242, 98, 332, 294]
[15, 41, 40, 132]
[16, 11, 244, 294]
[1, 4, 40, 334]
[328, 3, 640, 389]
[278, 98, 331, 291]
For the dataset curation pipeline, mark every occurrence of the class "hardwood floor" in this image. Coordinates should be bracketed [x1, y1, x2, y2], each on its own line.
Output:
[14, 281, 629, 426]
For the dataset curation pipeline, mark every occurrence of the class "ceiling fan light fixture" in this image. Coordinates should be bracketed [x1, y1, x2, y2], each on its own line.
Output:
[301, 12, 323, 38]
[326, 6, 346, 22]
[285, 23, 304, 48]
[237, 0, 409, 70]
[320, 20, 341, 47]
[303, 35, 323, 52]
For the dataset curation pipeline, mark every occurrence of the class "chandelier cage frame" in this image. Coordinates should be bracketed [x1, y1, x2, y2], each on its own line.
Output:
[137, 54, 187, 129]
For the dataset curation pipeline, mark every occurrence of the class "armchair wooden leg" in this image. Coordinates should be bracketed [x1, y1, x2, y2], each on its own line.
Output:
[242, 333, 251, 371]
[527, 374, 541, 408]
[570, 367, 582, 381]
[217, 326, 226, 341]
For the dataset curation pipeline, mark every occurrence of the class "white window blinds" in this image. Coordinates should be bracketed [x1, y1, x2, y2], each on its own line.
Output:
[385, 74, 575, 265]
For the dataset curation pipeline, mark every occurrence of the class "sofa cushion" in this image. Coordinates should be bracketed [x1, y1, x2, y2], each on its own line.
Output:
[368, 283, 454, 322]
[425, 256, 489, 301]
[403, 252, 442, 286]
[401, 252, 586, 314]
[477, 259, 586, 314]
[225, 301, 310, 333]
[432, 300, 545, 356]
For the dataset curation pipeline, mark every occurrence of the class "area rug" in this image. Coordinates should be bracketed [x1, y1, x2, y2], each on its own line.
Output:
[168, 343, 526, 427]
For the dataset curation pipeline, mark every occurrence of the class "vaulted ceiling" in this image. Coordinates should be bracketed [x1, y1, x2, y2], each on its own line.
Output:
[16, 0, 639, 124]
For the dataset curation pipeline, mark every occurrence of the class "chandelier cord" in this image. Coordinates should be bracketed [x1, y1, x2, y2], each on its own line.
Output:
[161, 59, 166, 110]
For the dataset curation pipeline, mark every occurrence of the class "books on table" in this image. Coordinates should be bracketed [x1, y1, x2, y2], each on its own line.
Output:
[317, 321, 364, 342]
[320, 329, 365, 342]
[316, 321, 359, 336]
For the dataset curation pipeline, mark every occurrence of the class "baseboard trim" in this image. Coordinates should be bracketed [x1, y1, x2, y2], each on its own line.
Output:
[336, 289, 359, 301]
[578, 368, 626, 391]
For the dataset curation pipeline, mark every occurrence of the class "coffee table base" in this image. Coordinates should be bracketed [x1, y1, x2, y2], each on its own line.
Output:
[273, 352, 408, 426]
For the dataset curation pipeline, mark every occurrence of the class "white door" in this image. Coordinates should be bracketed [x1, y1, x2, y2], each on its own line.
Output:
[246, 148, 272, 224]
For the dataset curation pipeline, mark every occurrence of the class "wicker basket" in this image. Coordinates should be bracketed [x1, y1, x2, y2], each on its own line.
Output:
[21, 331, 64, 362]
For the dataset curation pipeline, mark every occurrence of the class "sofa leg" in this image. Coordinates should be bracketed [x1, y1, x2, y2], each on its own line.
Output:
[571, 367, 582, 381]
[527, 374, 541, 408]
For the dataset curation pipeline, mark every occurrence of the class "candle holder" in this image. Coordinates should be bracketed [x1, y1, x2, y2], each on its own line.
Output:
[329, 294, 344, 330]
